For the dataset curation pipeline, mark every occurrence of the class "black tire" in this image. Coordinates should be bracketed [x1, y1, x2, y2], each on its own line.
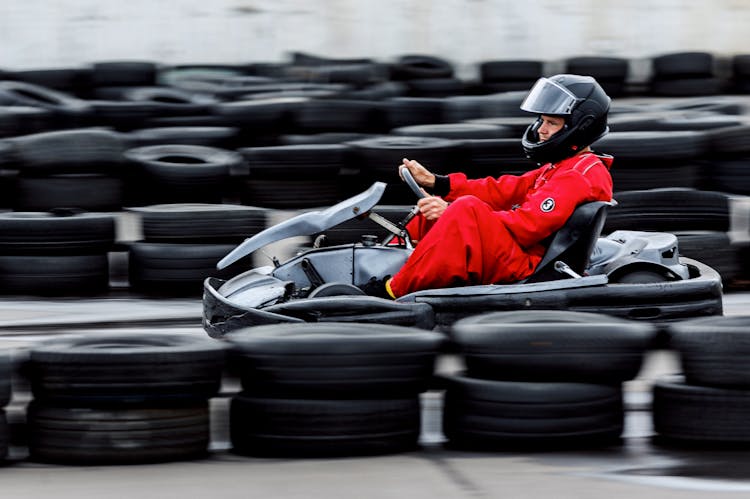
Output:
[389, 55, 454, 80]
[124, 144, 240, 204]
[703, 158, 750, 195]
[705, 124, 750, 155]
[120, 87, 214, 116]
[609, 269, 673, 284]
[346, 135, 462, 204]
[238, 144, 347, 180]
[653, 376, 750, 445]
[652, 52, 714, 78]
[240, 178, 342, 209]
[128, 126, 240, 148]
[451, 310, 656, 383]
[405, 77, 466, 98]
[226, 322, 443, 398]
[128, 242, 253, 294]
[3, 67, 94, 96]
[391, 123, 514, 140]
[92, 61, 158, 87]
[383, 97, 445, 129]
[27, 402, 209, 464]
[0, 211, 115, 255]
[604, 188, 729, 232]
[592, 131, 709, 161]
[0, 81, 91, 119]
[0, 106, 57, 137]
[465, 116, 536, 136]
[733, 54, 750, 78]
[278, 132, 377, 146]
[263, 295, 436, 330]
[0, 352, 11, 407]
[132, 203, 267, 243]
[230, 395, 420, 457]
[0, 254, 109, 296]
[28, 332, 225, 404]
[565, 57, 629, 80]
[650, 77, 723, 97]
[461, 138, 536, 178]
[442, 375, 623, 450]
[13, 174, 124, 212]
[212, 97, 303, 130]
[8, 129, 126, 175]
[290, 99, 384, 133]
[609, 159, 702, 192]
[479, 60, 543, 82]
[0, 410, 7, 460]
[667, 316, 750, 388]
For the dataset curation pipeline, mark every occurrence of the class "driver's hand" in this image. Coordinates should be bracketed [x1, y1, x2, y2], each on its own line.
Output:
[417, 195, 448, 221]
[400, 158, 436, 189]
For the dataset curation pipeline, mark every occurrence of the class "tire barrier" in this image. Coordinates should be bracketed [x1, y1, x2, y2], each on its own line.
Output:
[651, 316, 750, 447]
[0, 352, 10, 461]
[4, 129, 127, 211]
[237, 144, 348, 208]
[123, 144, 240, 205]
[0, 50, 748, 298]
[225, 322, 444, 457]
[0, 211, 115, 295]
[565, 56, 630, 97]
[649, 52, 723, 97]
[443, 310, 656, 450]
[25, 332, 225, 464]
[130, 203, 267, 243]
[127, 241, 254, 296]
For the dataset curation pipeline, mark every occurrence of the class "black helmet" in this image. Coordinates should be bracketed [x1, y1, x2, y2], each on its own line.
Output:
[520, 74, 610, 165]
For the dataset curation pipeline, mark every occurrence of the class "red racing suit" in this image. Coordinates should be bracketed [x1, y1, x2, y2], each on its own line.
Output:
[388, 152, 614, 297]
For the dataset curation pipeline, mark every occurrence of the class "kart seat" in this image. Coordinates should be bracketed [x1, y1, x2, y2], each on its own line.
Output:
[523, 200, 612, 283]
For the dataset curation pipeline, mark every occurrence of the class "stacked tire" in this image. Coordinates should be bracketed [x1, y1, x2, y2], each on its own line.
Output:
[25, 333, 226, 464]
[443, 311, 656, 450]
[565, 56, 630, 97]
[225, 323, 444, 457]
[127, 203, 267, 295]
[654, 316, 750, 447]
[0, 210, 115, 295]
[237, 144, 348, 208]
[123, 144, 241, 206]
[592, 130, 710, 191]
[4, 129, 127, 211]
[0, 351, 11, 460]
[477, 60, 544, 93]
[649, 52, 723, 96]
[731, 54, 750, 93]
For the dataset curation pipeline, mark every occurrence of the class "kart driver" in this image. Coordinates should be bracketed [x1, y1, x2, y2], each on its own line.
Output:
[360, 74, 614, 299]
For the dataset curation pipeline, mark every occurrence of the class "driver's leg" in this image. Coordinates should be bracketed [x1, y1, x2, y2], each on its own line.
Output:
[389, 196, 540, 297]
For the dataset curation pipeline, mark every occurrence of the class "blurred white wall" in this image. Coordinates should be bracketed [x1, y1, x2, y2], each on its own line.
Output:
[1, 0, 748, 76]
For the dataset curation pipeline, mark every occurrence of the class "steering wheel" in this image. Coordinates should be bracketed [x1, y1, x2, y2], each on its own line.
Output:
[399, 166, 426, 200]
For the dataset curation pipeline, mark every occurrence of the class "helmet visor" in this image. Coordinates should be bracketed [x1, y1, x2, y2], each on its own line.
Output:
[520, 77, 581, 115]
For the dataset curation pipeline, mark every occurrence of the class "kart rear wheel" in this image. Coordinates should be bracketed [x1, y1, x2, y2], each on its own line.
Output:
[610, 269, 672, 284]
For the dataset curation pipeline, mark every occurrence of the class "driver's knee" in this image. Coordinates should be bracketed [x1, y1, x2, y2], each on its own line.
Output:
[445, 195, 485, 215]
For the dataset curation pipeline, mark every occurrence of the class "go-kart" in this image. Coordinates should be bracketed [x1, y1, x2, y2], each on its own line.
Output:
[202, 169, 723, 337]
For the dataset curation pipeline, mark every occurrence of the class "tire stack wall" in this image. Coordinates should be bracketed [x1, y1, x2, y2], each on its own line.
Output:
[653, 316, 750, 447]
[225, 322, 444, 457]
[23, 333, 226, 464]
[443, 311, 657, 450]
